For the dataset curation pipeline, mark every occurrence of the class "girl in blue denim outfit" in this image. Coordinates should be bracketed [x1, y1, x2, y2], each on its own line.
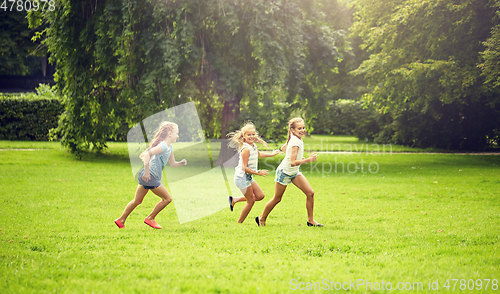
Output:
[257, 118, 323, 227]
[115, 122, 187, 229]
[227, 122, 280, 223]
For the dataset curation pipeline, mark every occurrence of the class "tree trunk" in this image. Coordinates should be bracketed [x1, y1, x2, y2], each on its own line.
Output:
[215, 94, 241, 166]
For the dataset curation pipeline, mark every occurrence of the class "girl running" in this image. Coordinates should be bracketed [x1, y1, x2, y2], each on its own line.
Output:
[227, 122, 280, 223]
[256, 118, 323, 227]
[115, 121, 187, 229]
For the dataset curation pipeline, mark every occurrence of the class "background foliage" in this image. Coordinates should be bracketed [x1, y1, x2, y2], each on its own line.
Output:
[0, 10, 44, 75]
[350, 0, 500, 150]
[0, 0, 493, 151]
[27, 0, 349, 155]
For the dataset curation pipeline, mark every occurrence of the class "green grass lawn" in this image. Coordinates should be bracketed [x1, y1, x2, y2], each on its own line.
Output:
[0, 138, 499, 293]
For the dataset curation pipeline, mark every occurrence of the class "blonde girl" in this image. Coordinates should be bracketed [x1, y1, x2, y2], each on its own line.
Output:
[227, 122, 280, 223]
[256, 118, 323, 227]
[115, 121, 187, 229]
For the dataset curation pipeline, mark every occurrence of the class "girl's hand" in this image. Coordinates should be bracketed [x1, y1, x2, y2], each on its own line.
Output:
[142, 171, 151, 182]
[271, 149, 281, 156]
[257, 170, 269, 177]
[180, 159, 187, 166]
[309, 153, 317, 162]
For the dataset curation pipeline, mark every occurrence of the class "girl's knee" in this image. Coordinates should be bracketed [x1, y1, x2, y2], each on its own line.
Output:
[163, 197, 172, 204]
[306, 190, 314, 198]
[131, 199, 143, 206]
[246, 198, 256, 206]
[274, 195, 283, 203]
[255, 193, 265, 201]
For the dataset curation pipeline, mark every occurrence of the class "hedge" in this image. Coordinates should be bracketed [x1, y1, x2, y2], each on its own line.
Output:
[0, 92, 63, 141]
[311, 100, 373, 136]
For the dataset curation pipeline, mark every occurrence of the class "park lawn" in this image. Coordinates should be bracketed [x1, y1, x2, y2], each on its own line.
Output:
[0, 140, 499, 293]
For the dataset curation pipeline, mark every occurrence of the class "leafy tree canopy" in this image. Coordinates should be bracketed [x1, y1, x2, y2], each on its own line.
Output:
[29, 0, 348, 155]
[1, 11, 42, 75]
[351, 0, 500, 149]
[479, 0, 500, 94]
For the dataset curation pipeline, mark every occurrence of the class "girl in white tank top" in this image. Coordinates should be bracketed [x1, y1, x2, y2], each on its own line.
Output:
[227, 122, 280, 223]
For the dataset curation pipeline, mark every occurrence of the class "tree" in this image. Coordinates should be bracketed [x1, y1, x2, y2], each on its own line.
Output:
[29, 0, 194, 153]
[30, 0, 347, 155]
[351, 0, 500, 149]
[291, 0, 357, 133]
[479, 0, 500, 95]
[1, 11, 42, 75]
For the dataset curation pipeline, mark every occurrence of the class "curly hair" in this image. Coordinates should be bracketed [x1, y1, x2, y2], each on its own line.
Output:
[227, 121, 269, 150]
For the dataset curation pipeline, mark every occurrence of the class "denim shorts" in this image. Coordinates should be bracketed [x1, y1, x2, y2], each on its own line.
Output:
[137, 169, 161, 189]
[234, 173, 255, 190]
[275, 169, 301, 186]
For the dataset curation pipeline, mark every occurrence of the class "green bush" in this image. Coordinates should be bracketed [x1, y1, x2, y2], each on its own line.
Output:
[312, 100, 374, 136]
[364, 98, 500, 150]
[0, 84, 63, 141]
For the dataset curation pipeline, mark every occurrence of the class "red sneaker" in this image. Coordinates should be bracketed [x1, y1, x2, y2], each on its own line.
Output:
[114, 219, 125, 229]
[144, 218, 162, 229]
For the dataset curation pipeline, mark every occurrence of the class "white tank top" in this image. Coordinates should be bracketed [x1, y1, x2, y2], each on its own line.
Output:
[234, 142, 258, 177]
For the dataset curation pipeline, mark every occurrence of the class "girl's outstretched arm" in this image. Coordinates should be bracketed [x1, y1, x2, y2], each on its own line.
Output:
[241, 148, 268, 177]
[289, 146, 317, 167]
[168, 151, 187, 168]
[258, 150, 280, 158]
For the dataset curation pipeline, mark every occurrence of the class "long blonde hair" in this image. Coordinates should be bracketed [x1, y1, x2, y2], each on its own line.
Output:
[287, 117, 305, 143]
[140, 121, 177, 161]
[227, 121, 269, 149]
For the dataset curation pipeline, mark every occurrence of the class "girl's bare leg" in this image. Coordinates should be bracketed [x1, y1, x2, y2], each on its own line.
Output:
[117, 185, 149, 224]
[232, 195, 246, 205]
[146, 185, 173, 221]
[233, 181, 265, 206]
[250, 181, 265, 201]
[237, 185, 255, 223]
[258, 183, 287, 226]
[291, 175, 319, 225]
